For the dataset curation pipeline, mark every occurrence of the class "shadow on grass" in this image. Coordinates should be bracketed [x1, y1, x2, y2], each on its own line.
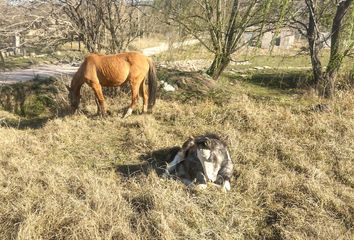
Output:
[115, 146, 181, 178]
[0, 116, 51, 129]
[0, 109, 74, 129]
[225, 70, 314, 91]
[249, 70, 314, 90]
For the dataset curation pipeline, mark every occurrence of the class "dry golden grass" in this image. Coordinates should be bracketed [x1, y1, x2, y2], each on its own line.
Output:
[0, 70, 354, 240]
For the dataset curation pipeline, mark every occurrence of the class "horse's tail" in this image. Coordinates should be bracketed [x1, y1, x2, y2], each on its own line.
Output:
[147, 58, 157, 111]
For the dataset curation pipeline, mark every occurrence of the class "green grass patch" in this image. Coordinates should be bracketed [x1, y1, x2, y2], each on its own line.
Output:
[0, 77, 68, 120]
[155, 43, 213, 62]
[0, 51, 85, 70]
[0, 56, 40, 70]
[222, 69, 319, 108]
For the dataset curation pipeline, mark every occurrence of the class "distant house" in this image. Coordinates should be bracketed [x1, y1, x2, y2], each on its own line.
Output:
[240, 28, 297, 50]
[261, 29, 296, 49]
[0, 33, 22, 56]
[319, 32, 331, 48]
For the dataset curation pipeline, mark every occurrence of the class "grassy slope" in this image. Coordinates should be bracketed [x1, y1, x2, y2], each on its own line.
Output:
[1, 75, 354, 239]
[0, 47, 354, 239]
[0, 51, 84, 71]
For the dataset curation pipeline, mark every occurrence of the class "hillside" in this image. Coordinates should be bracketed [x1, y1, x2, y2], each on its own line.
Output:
[0, 60, 354, 239]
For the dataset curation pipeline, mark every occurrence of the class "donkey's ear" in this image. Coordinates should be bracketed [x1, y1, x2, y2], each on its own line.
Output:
[182, 136, 195, 150]
[66, 85, 71, 91]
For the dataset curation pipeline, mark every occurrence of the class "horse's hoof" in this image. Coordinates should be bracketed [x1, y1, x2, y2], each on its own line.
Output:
[99, 113, 107, 118]
[122, 108, 133, 118]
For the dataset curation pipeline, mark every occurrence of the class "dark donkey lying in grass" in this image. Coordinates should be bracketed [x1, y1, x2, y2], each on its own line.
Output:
[164, 134, 234, 192]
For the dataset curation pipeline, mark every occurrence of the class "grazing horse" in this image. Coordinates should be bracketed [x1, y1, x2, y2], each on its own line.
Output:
[67, 52, 157, 117]
[165, 134, 234, 192]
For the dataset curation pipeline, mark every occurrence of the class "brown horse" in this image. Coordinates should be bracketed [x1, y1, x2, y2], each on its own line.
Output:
[67, 52, 157, 118]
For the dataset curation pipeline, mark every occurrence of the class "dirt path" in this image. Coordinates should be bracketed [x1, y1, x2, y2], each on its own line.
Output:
[142, 39, 199, 56]
[0, 40, 199, 84]
[0, 64, 78, 84]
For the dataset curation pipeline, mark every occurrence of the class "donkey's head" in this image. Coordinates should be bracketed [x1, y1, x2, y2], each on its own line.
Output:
[195, 136, 224, 183]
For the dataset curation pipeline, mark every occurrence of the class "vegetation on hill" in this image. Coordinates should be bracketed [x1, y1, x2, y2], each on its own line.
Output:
[0, 58, 353, 239]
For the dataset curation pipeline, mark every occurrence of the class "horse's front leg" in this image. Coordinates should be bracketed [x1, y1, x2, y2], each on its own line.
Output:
[95, 98, 101, 116]
[91, 83, 107, 117]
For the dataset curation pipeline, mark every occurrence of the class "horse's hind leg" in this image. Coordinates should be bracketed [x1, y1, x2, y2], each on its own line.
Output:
[140, 78, 148, 113]
[123, 78, 140, 118]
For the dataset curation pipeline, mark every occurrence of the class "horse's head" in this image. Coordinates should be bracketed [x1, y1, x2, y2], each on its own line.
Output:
[66, 85, 80, 113]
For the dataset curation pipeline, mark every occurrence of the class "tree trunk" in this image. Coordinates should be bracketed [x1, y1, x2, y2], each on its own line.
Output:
[308, 38, 323, 86]
[0, 51, 5, 65]
[305, 0, 324, 88]
[319, 0, 353, 98]
[319, 72, 335, 98]
[206, 53, 230, 80]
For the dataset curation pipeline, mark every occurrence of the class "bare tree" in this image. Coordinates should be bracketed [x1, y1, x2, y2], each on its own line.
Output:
[97, 0, 141, 53]
[53, 0, 147, 53]
[155, 0, 291, 80]
[0, 0, 74, 54]
[56, 0, 105, 52]
[322, 0, 353, 97]
[290, 0, 353, 98]
[0, 1, 42, 51]
[0, 0, 155, 56]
